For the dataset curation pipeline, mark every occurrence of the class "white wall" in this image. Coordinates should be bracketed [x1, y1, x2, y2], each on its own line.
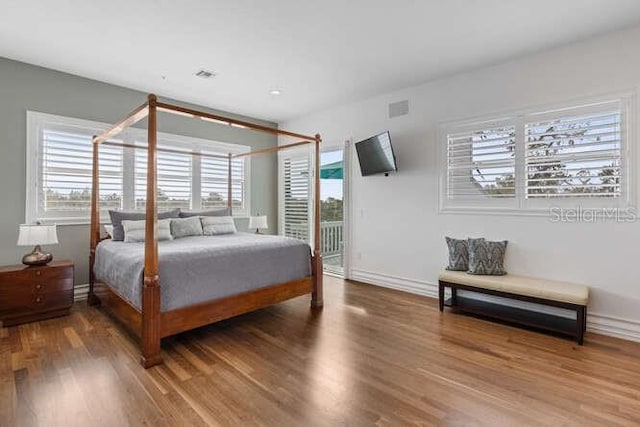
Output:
[283, 25, 640, 341]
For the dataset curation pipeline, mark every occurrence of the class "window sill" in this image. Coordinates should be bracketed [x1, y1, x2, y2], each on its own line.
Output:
[35, 214, 251, 226]
[439, 205, 637, 221]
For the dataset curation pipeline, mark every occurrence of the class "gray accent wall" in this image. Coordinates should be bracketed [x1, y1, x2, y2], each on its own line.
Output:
[0, 57, 278, 286]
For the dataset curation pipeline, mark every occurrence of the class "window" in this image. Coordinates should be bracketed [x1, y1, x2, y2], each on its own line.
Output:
[27, 112, 250, 224]
[524, 105, 621, 199]
[201, 154, 246, 211]
[135, 149, 192, 211]
[42, 128, 124, 215]
[447, 124, 516, 200]
[440, 94, 634, 214]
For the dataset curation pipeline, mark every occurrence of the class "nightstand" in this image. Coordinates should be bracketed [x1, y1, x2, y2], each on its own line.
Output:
[0, 260, 74, 327]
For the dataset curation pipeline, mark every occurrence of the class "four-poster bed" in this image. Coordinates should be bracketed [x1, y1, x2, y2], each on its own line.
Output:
[89, 94, 323, 368]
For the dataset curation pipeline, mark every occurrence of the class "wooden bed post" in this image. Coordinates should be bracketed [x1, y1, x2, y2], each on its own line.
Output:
[311, 134, 324, 308]
[88, 135, 101, 306]
[141, 94, 162, 368]
[227, 153, 233, 215]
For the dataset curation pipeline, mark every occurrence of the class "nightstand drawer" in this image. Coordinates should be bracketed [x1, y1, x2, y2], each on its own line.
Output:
[0, 289, 73, 318]
[0, 265, 73, 285]
[0, 290, 73, 326]
[0, 277, 73, 301]
[27, 278, 73, 294]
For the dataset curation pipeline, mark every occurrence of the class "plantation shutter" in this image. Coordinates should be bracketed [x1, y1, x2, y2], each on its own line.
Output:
[41, 129, 123, 216]
[135, 148, 192, 210]
[281, 152, 311, 243]
[201, 154, 245, 211]
[446, 125, 516, 200]
[524, 103, 622, 198]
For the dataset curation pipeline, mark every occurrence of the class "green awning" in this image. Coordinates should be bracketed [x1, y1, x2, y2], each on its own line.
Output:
[320, 160, 343, 179]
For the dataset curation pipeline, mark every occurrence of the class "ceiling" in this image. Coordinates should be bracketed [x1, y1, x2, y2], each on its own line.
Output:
[2, 1, 640, 123]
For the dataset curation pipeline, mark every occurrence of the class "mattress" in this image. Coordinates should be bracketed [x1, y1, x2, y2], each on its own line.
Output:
[93, 233, 312, 311]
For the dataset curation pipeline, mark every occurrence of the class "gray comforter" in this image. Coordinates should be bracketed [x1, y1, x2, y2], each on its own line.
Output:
[94, 233, 312, 311]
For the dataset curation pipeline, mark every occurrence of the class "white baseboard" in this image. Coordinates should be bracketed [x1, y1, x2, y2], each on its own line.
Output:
[587, 313, 640, 343]
[74, 283, 89, 302]
[350, 269, 438, 298]
[349, 269, 640, 343]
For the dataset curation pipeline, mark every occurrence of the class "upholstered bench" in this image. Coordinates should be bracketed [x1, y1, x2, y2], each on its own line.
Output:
[438, 270, 589, 344]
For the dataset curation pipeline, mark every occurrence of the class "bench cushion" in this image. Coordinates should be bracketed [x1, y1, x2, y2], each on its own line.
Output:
[438, 270, 589, 306]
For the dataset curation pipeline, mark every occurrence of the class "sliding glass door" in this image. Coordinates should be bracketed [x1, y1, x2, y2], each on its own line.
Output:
[320, 148, 344, 276]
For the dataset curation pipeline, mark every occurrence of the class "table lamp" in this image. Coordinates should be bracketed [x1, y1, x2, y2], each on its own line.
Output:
[248, 215, 268, 234]
[17, 224, 58, 266]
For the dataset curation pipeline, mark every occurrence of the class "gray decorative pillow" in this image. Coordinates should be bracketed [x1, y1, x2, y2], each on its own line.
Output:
[170, 216, 203, 238]
[445, 237, 470, 271]
[109, 209, 180, 241]
[179, 208, 230, 218]
[121, 219, 173, 243]
[201, 216, 237, 235]
[468, 238, 508, 275]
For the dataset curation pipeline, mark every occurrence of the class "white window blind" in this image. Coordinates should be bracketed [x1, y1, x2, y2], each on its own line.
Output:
[440, 93, 633, 214]
[201, 154, 245, 211]
[135, 149, 192, 210]
[41, 129, 123, 216]
[281, 154, 311, 242]
[525, 104, 621, 199]
[27, 112, 251, 224]
[447, 125, 516, 199]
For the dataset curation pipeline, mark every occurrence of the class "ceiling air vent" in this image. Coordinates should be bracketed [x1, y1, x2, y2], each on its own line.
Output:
[195, 69, 217, 79]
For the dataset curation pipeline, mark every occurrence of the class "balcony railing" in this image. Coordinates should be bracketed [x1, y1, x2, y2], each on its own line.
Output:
[285, 221, 343, 257]
[320, 221, 343, 256]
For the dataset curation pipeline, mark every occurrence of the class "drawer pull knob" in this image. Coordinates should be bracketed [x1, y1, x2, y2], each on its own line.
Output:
[34, 296, 43, 304]
[36, 271, 41, 276]
[35, 284, 42, 290]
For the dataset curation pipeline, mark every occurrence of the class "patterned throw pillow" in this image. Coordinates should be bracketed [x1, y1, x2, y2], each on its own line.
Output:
[445, 237, 470, 271]
[170, 216, 203, 238]
[467, 238, 508, 275]
[201, 216, 237, 235]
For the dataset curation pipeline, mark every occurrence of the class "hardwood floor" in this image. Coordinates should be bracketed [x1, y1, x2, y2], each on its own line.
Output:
[2, 276, 640, 426]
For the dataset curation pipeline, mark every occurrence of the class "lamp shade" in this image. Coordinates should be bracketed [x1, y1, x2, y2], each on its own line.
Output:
[248, 216, 268, 230]
[17, 224, 59, 246]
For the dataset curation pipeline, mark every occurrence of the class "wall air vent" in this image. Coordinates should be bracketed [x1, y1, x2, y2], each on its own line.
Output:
[389, 100, 409, 118]
[195, 69, 217, 79]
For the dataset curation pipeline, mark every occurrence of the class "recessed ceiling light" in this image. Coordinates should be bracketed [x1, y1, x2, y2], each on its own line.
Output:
[269, 89, 282, 96]
[195, 69, 217, 79]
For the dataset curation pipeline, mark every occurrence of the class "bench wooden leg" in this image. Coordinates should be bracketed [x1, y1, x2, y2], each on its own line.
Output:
[451, 287, 458, 307]
[438, 281, 445, 312]
[577, 306, 586, 345]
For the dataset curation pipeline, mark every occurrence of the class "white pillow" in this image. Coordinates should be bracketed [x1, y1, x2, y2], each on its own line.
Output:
[170, 216, 203, 238]
[201, 216, 237, 235]
[121, 219, 173, 243]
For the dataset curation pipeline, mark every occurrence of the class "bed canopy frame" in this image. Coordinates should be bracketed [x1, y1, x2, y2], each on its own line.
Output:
[88, 94, 323, 368]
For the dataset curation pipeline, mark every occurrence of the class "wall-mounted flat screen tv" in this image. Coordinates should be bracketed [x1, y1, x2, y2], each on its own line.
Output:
[355, 131, 398, 176]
